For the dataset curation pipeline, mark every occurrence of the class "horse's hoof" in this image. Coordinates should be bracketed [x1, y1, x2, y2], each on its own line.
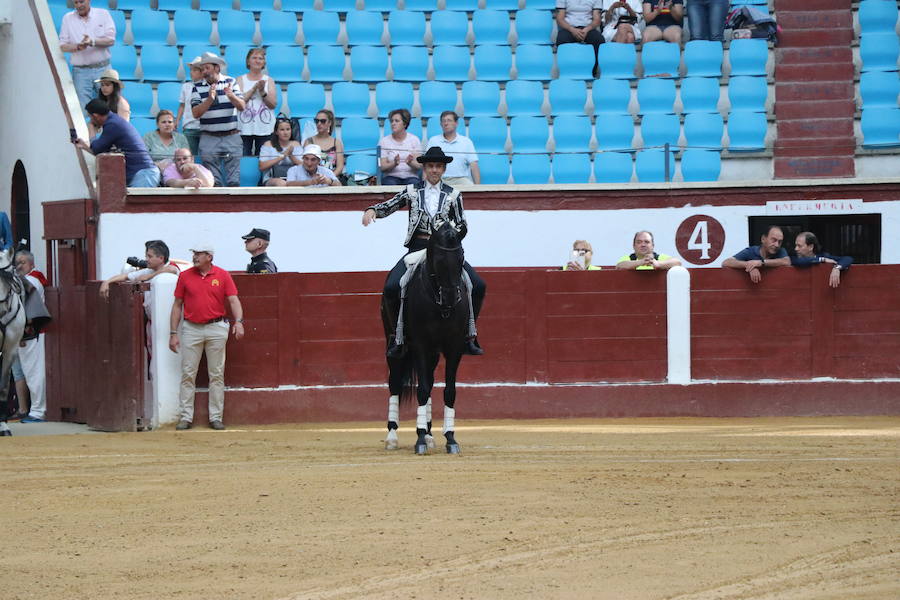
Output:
[385, 439, 398, 450]
[415, 443, 428, 455]
[425, 434, 435, 449]
[446, 443, 460, 455]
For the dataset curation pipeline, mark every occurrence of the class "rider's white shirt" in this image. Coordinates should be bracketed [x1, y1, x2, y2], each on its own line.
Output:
[424, 181, 441, 217]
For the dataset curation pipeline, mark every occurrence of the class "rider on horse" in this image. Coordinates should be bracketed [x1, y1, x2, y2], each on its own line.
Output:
[362, 146, 485, 358]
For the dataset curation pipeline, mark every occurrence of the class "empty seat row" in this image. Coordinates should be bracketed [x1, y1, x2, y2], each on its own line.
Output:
[857, 0, 900, 37]
[67, 0, 555, 13]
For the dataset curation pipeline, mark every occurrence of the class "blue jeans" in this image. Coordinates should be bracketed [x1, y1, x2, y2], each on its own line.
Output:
[72, 64, 107, 115]
[687, 0, 729, 42]
[128, 167, 161, 188]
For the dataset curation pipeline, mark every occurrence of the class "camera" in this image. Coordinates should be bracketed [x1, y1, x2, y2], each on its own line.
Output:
[126, 256, 149, 269]
[69, 128, 77, 143]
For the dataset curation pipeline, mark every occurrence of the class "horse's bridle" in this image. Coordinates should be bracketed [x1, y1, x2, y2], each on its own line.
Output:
[428, 242, 464, 318]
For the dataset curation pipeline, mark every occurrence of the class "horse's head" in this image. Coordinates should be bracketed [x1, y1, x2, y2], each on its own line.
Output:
[427, 221, 465, 312]
[0, 248, 15, 277]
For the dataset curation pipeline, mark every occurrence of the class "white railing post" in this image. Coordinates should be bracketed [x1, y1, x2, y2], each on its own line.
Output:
[666, 266, 691, 384]
[148, 273, 180, 428]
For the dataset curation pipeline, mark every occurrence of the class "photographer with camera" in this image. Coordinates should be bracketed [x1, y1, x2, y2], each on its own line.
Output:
[99, 240, 181, 299]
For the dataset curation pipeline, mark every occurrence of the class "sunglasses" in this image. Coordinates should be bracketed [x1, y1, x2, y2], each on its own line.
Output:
[574, 248, 591, 253]
[314, 118, 330, 124]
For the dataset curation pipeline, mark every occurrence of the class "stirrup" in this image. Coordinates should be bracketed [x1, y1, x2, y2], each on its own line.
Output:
[463, 337, 484, 356]
[386, 341, 407, 358]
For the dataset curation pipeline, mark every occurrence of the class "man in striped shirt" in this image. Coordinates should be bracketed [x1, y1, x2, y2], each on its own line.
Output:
[191, 52, 246, 187]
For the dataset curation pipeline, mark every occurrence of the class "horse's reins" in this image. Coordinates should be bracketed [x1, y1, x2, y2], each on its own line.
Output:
[427, 243, 464, 317]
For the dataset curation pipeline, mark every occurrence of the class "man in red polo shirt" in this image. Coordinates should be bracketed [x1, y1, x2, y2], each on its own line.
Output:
[169, 242, 244, 430]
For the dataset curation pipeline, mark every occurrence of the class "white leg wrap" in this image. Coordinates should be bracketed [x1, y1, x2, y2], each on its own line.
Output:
[385, 429, 398, 450]
[443, 407, 455, 434]
[388, 395, 399, 424]
[426, 397, 432, 423]
[416, 404, 428, 430]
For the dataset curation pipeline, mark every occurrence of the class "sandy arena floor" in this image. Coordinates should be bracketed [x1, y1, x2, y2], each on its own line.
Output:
[3, 417, 899, 600]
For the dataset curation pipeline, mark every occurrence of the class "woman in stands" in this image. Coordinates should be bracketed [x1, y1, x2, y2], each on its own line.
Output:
[143, 110, 189, 172]
[302, 109, 345, 181]
[89, 68, 130, 137]
[258, 116, 301, 187]
[685, 0, 728, 42]
[237, 48, 278, 157]
[642, 0, 684, 43]
[378, 108, 421, 186]
[602, 0, 644, 44]
[555, 0, 604, 76]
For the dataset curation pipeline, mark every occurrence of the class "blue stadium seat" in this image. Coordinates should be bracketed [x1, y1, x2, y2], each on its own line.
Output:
[127, 82, 155, 117]
[635, 148, 675, 182]
[240, 0, 275, 10]
[640, 41, 680, 78]
[301, 10, 341, 45]
[549, 79, 587, 115]
[683, 112, 723, 150]
[474, 45, 513, 81]
[173, 10, 213, 46]
[286, 82, 326, 118]
[364, 0, 398, 11]
[388, 11, 426, 45]
[259, 10, 299, 44]
[485, 0, 520, 9]
[729, 0, 767, 4]
[266, 45, 305, 82]
[111, 46, 139, 80]
[110, 10, 127, 44]
[350, 45, 389, 82]
[592, 77, 631, 115]
[222, 44, 253, 65]
[680, 77, 720, 113]
[462, 81, 501, 117]
[509, 115, 549, 152]
[597, 42, 636, 79]
[156, 81, 184, 113]
[47, 0, 70, 6]
[376, 81, 414, 117]
[240, 156, 261, 186]
[116, 0, 151, 10]
[477, 153, 510, 184]
[505, 80, 544, 116]
[640, 113, 680, 149]
[445, 0, 479, 10]
[511, 154, 551, 184]
[726, 110, 767, 151]
[861, 107, 900, 147]
[139, 44, 181, 81]
[552, 153, 592, 183]
[556, 43, 595, 80]
[859, 71, 900, 108]
[595, 114, 634, 151]
[419, 81, 459, 118]
[637, 78, 676, 114]
[433, 46, 472, 81]
[131, 8, 171, 45]
[340, 117, 380, 154]
[468, 116, 508, 152]
[345, 153, 378, 179]
[858, 0, 900, 36]
[282, 0, 316, 10]
[216, 10, 256, 46]
[51, 5, 68, 32]
[726, 75, 767, 112]
[131, 117, 158, 137]
[346, 10, 385, 45]
[332, 81, 371, 118]
[321, 0, 358, 11]
[727, 39, 768, 76]
[390, 46, 429, 81]
[515, 8, 552, 45]
[683, 40, 722, 78]
[430, 10, 469, 46]
[181, 44, 219, 63]
[308, 45, 346, 81]
[199, 0, 234, 11]
[515, 44, 554, 80]
[473, 10, 511, 45]
[405, 0, 438, 11]
[680, 149, 721, 182]
[593, 151, 633, 183]
[552, 115, 591, 152]
[860, 33, 900, 72]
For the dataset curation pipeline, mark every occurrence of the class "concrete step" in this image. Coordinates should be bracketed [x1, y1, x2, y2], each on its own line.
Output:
[776, 100, 856, 120]
[777, 46, 853, 65]
[774, 10, 851, 32]
[775, 81, 854, 102]
[777, 28, 855, 48]
[777, 118, 854, 139]
[774, 137, 857, 157]
[774, 0, 851, 12]
[776, 62, 855, 82]
[774, 156, 855, 178]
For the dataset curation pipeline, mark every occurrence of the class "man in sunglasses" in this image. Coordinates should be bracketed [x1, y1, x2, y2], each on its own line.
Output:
[564, 240, 601, 271]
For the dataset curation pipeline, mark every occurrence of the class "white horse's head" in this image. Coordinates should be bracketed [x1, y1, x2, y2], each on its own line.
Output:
[0, 247, 14, 273]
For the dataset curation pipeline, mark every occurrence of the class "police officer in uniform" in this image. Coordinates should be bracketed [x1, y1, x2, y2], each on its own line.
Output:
[242, 228, 277, 274]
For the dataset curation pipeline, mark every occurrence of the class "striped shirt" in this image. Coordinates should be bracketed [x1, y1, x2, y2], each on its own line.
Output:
[191, 74, 243, 133]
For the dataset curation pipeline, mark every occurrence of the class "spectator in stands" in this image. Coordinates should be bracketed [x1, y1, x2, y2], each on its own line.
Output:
[99, 240, 181, 299]
[259, 117, 302, 186]
[564, 240, 601, 270]
[792, 231, 853, 289]
[602, 0, 644, 44]
[88, 69, 130, 138]
[59, 0, 116, 115]
[191, 52, 246, 187]
[722, 225, 790, 284]
[379, 109, 421, 186]
[642, 0, 684, 43]
[74, 98, 160, 188]
[162, 148, 215, 189]
[143, 110, 189, 171]
[303, 109, 345, 181]
[177, 57, 204, 157]
[616, 231, 681, 269]
[242, 228, 278, 274]
[0, 212, 13, 251]
[686, 0, 728, 42]
[555, 0, 604, 76]
[286, 144, 341, 187]
[424, 111, 481, 186]
[237, 48, 278, 157]
[10, 251, 50, 424]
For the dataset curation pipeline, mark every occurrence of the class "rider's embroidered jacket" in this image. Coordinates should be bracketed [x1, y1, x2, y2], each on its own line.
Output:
[366, 180, 468, 248]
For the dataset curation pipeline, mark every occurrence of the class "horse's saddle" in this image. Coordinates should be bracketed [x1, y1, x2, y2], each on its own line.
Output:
[403, 249, 426, 269]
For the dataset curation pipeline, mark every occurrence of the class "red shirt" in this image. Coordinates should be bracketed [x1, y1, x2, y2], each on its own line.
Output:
[28, 269, 49, 287]
[173, 265, 238, 323]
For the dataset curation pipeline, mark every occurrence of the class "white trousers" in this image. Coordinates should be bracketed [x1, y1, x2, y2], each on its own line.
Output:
[18, 336, 46, 419]
[177, 320, 229, 423]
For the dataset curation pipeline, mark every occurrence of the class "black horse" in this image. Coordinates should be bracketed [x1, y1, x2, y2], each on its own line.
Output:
[382, 222, 469, 455]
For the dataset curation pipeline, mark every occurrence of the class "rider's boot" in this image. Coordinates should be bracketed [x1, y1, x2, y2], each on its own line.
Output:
[463, 336, 484, 355]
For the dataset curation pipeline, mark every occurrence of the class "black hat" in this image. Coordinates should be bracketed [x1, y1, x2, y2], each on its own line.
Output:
[416, 146, 454, 164]
[242, 228, 270, 241]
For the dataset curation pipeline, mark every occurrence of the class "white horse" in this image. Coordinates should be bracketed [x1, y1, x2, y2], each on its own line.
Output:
[0, 248, 26, 435]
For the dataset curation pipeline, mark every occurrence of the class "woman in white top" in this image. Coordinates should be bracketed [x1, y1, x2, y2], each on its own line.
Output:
[379, 108, 421, 186]
[258, 116, 302, 186]
[237, 48, 278, 157]
[601, 0, 643, 43]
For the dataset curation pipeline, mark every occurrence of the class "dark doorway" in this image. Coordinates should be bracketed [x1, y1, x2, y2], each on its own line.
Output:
[749, 215, 882, 264]
[11, 160, 30, 250]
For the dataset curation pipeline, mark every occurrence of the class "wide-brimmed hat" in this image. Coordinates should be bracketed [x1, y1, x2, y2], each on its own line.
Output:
[189, 242, 215, 254]
[187, 55, 204, 68]
[242, 228, 270, 242]
[197, 52, 227, 68]
[416, 146, 454, 164]
[94, 68, 123, 88]
[302, 144, 324, 159]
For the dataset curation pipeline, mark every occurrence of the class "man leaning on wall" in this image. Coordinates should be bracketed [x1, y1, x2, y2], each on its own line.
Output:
[722, 225, 790, 284]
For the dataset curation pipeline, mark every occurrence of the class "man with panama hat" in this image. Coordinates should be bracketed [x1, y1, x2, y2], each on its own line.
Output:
[362, 146, 485, 357]
[191, 52, 245, 187]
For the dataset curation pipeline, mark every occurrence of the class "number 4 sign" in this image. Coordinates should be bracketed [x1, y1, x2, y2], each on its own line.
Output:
[675, 215, 725, 265]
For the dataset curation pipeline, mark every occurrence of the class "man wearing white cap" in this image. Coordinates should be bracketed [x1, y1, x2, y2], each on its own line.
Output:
[191, 52, 245, 187]
[169, 242, 244, 431]
[286, 144, 342, 187]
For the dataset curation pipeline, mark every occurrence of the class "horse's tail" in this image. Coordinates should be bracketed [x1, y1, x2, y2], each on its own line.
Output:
[398, 355, 417, 407]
